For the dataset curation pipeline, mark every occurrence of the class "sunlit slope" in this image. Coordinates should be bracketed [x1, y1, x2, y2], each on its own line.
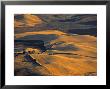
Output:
[14, 14, 97, 36]
[14, 14, 43, 27]
[15, 30, 97, 76]
[15, 30, 66, 39]
[29, 54, 96, 76]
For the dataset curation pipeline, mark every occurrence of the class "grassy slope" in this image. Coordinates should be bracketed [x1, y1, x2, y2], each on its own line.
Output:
[15, 30, 97, 76]
[14, 14, 97, 76]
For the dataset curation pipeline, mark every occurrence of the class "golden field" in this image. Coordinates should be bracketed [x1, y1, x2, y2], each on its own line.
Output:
[14, 14, 97, 76]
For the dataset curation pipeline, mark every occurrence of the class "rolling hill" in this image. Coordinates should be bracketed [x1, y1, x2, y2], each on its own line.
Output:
[14, 14, 97, 76]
